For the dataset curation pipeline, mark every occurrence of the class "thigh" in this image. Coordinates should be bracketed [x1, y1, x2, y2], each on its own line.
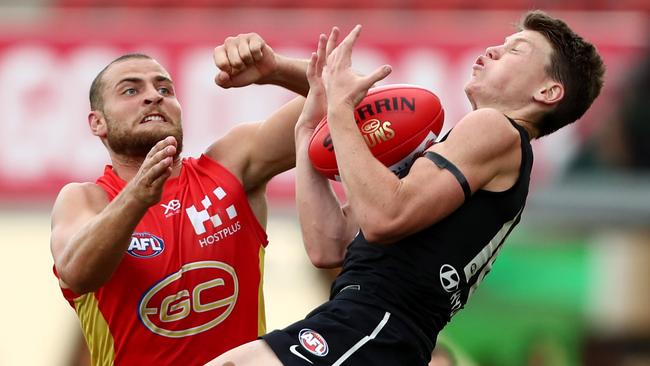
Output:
[262, 299, 429, 366]
[204, 339, 283, 366]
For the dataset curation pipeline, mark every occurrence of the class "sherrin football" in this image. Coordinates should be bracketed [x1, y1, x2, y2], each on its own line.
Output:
[308, 84, 444, 180]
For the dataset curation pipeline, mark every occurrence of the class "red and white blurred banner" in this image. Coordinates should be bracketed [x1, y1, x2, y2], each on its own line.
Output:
[0, 9, 646, 203]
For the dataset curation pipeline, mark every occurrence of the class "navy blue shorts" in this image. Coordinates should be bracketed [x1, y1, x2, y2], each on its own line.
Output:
[261, 299, 430, 366]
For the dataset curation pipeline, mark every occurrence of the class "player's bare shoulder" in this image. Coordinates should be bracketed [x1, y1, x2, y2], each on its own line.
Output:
[460, 108, 519, 139]
[51, 183, 109, 259]
[205, 121, 260, 186]
[52, 182, 110, 217]
[430, 108, 522, 192]
[447, 108, 520, 157]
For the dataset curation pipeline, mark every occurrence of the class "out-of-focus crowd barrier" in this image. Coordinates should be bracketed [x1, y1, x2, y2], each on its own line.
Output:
[0, 8, 646, 205]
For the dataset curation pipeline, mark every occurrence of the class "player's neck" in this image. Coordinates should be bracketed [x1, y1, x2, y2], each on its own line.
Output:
[509, 118, 538, 139]
[502, 109, 542, 140]
[484, 103, 540, 139]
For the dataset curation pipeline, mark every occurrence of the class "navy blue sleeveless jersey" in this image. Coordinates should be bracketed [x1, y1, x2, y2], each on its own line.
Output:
[331, 116, 533, 350]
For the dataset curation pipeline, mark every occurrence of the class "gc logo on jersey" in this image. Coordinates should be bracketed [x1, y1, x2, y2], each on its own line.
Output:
[127, 232, 165, 258]
[139, 261, 239, 338]
[299, 329, 329, 357]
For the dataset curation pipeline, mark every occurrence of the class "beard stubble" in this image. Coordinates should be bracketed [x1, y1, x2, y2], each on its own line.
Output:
[105, 116, 184, 159]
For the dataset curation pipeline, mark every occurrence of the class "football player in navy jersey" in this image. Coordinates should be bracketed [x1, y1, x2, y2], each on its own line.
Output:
[207, 10, 604, 366]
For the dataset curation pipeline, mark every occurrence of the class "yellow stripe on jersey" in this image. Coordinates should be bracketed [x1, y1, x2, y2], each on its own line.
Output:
[258, 246, 266, 336]
[74, 293, 115, 366]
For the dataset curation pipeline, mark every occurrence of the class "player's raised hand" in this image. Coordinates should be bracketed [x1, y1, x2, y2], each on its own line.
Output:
[325, 25, 392, 109]
[213, 33, 278, 88]
[125, 136, 177, 207]
[298, 27, 340, 130]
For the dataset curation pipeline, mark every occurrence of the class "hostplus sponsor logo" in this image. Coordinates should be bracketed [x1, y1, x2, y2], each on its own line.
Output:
[127, 232, 165, 258]
[185, 186, 242, 247]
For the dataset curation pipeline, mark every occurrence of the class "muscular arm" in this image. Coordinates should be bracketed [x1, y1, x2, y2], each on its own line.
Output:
[210, 32, 311, 191]
[294, 30, 355, 268]
[321, 26, 522, 244]
[51, 183, 148, 293]
[329, 108, 521, 243]
[51, 137, 177, 294]
[259, 54, 310, 96]
[206, 96, 305, 192]
[295, 124, 358, 268]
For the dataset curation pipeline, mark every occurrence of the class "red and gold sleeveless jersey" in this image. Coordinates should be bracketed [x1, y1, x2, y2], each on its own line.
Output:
[57, 155, 268, 366]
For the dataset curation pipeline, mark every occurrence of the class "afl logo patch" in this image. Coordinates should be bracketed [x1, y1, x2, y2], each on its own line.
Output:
[298, 329, 329, 357]
[127, 232, 164, 258]
[439, 264, 460, 292]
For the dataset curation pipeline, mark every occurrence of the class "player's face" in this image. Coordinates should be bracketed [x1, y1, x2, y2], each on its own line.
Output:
[99, 58, 183, 158]
[464, 30, 555, 110]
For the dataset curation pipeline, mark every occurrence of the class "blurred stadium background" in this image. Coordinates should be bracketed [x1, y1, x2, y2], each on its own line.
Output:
[0, 0, 648, 365]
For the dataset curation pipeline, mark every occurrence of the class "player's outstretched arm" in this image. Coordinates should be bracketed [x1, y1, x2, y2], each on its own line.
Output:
[294, 29, 357, 268]
[51, 137, 177, 294]
[208, 32, 314, 192]
[213, 32, 309, 96]
[324, 27, 521, 244]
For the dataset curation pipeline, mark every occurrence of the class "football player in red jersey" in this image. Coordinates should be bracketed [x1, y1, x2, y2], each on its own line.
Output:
[50, 33, 311, 365]
[207, 10, 604, 366]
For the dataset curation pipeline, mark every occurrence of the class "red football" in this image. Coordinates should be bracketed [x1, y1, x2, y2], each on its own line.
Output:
[308, 84, 444, 180]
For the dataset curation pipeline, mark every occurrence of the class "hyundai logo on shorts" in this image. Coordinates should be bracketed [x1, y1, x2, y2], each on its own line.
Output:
[127, 232, 165, 258]
[439, 264, 460, 292]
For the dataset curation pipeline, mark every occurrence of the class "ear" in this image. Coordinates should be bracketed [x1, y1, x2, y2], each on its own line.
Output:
[88, 110, 108, 138]
[533, 81, 564, 106]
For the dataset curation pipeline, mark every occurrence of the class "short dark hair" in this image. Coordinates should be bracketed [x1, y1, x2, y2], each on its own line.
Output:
[89, 53, 153, 111]
[520, 10, 605, 137]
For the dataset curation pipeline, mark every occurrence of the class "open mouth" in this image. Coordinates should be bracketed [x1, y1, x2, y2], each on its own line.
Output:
[141, 113, 167, 124]
[472, 56, 485, 70]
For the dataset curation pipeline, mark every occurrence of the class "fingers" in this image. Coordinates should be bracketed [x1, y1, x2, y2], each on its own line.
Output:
[238, 35, 266, 67]
[213, 44, 232, 75]
[214, 71, 232, 88]
[213, 33, 266, 76]
[325, 27, 340, 57]
[248, 36, 266, 62]
[141, 137, 176, 185]
[362, 65, 392, 90]
[335, 24, 361, 65]
[307, 52, 318, 79]
[315, 34, 327, 77]
[144, 136, 175, 161]
[225, 42, 246, 74]
[307, 33, 329, 86]
[149, 162, 173, 189]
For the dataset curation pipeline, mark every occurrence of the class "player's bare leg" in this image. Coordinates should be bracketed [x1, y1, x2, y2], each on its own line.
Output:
[204, 340, 283, 366]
